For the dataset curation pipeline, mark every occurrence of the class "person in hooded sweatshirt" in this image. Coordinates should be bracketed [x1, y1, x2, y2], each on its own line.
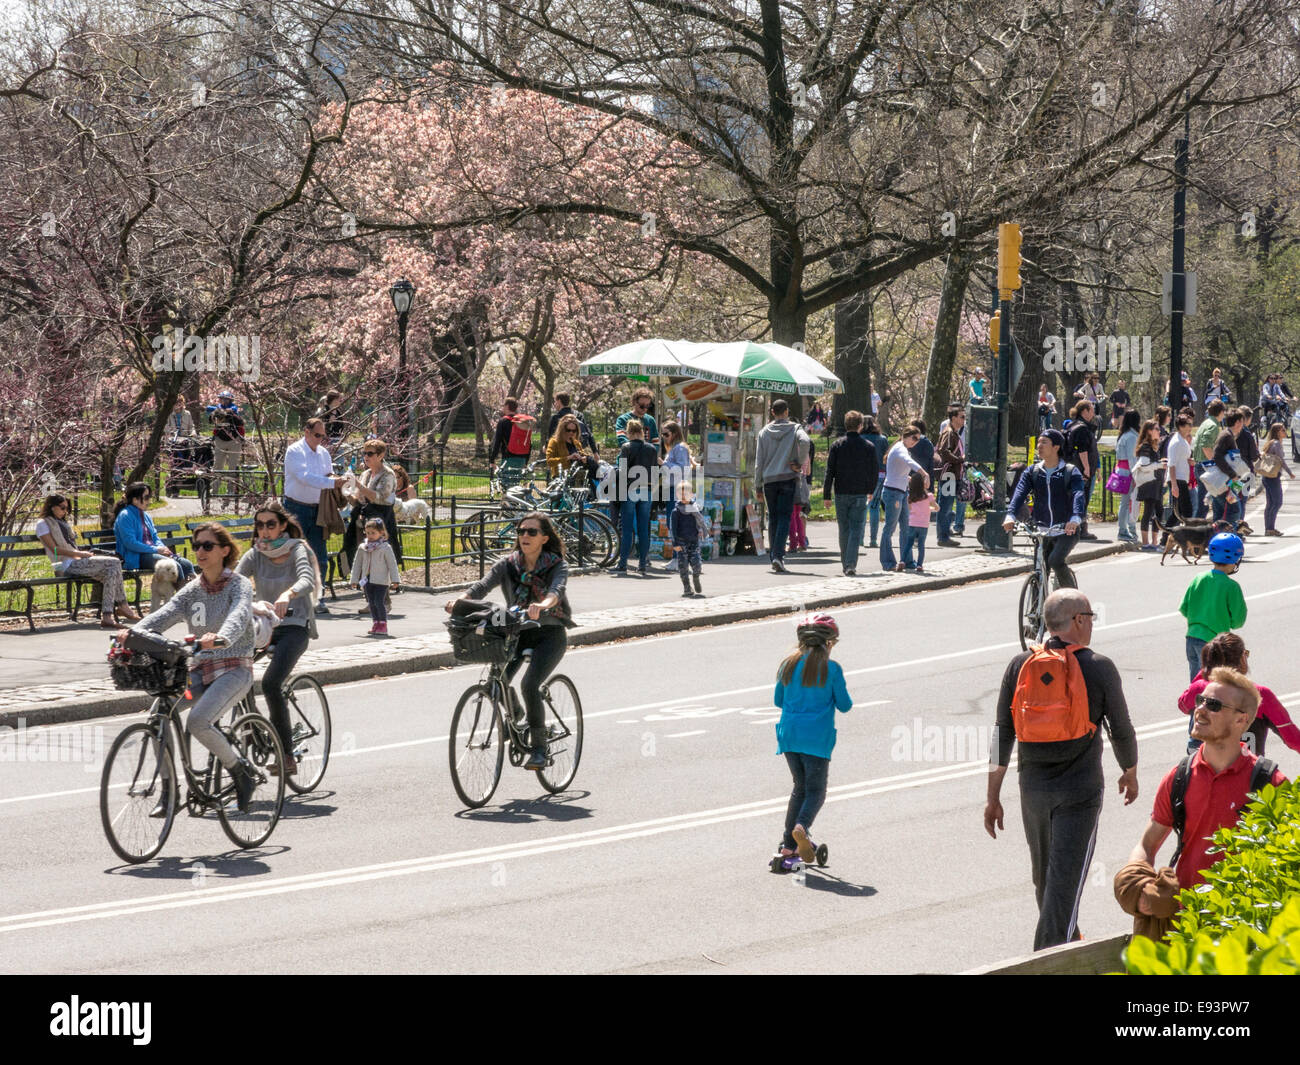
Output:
[753, 399, 810, 574]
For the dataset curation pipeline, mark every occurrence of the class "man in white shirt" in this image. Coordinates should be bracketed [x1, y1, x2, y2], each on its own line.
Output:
[283, 417, 346, 612]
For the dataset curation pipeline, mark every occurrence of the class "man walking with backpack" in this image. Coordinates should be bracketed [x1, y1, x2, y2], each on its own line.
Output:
[1126, 668, 1286, 906]
[985, 588, 1139, 951]
[489, 397, 535, 484]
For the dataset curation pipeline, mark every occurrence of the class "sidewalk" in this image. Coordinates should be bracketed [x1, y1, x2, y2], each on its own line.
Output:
[0, 515, 1133, 727]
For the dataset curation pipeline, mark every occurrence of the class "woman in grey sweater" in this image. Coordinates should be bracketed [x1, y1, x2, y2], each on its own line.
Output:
[128, 522, 260, 809]
[237, 501, 320, 771]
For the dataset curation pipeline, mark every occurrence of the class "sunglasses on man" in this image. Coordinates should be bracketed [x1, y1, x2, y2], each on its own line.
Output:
[1195, 694, 1245, 714]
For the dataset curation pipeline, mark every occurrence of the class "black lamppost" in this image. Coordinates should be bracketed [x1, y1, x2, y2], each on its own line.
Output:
[390, 279, 416, 462]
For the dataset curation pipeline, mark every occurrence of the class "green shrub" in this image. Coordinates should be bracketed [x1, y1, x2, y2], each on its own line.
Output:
[1125, 780, 1300, 974]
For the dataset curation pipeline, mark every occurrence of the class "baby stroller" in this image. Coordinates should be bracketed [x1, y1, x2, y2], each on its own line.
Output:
[164, 434, 213, 509]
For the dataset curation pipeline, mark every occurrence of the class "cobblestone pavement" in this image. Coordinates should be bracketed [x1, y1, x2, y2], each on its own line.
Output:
[0, 523, 1130, 726]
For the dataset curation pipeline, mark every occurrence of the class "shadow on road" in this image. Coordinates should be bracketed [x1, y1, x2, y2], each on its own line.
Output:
[799, 870, 876, 897]
[280, 791, 339, 819]
[106, 845, 289, 880]
[454, 791, 594, 824]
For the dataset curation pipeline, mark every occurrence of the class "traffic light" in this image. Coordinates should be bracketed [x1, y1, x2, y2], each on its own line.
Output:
[997, 222, 1022, 296]
[989, 309, 1001, 354]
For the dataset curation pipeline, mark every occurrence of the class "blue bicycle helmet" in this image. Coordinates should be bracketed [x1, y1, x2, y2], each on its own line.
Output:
[1207, 532, 1244, 565]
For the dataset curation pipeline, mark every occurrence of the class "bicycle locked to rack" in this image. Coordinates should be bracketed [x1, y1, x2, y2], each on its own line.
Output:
[100, 629, 285, 864]
[444, 605, 583, 809]
[1013, 521, 1078, 651]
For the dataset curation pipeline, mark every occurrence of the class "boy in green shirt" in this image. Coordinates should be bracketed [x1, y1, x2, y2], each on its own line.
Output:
[1179, 533, 1246, 682]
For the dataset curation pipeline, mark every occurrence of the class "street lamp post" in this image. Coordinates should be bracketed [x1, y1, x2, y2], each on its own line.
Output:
[390, 279, 416, 465]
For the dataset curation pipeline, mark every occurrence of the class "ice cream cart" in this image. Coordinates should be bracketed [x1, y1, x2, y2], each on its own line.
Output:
[662, 379, 766, 556]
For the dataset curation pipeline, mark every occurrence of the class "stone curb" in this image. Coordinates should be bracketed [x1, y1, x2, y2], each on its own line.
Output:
[0, 541, 1130, 730]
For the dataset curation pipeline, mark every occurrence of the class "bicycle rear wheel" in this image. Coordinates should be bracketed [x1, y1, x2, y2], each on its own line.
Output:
[101, 721, 176, 864]
[537, 675, 583, 794]
[215, 714, 285, 849]
[284, 674, 331, 794]
[557, 513, 615, 567]
[448, 683, 505, 808]
[1017, 572, 1042, 651]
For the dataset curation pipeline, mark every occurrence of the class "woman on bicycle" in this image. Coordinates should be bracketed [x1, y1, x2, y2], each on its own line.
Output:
[444, 512, 575, 771]
[235, 500, 321, 775]
[123, 523, 260, 810]
[1003, 429, 1085, 589]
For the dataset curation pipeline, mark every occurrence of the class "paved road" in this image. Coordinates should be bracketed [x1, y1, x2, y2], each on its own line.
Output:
[2, 501, 1298, 973]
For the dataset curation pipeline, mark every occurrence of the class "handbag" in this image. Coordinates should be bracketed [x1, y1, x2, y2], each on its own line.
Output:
[1105, 461, 1133, 494]
[795, 476, 810, 507]
[1257, 451, 1282, 478]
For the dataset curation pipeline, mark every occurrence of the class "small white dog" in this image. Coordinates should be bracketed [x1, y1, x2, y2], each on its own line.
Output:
[395, 498, 431, 524]
[149, 556, 183, 613]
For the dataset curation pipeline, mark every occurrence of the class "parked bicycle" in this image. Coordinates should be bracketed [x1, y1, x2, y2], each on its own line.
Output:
[100, 631, 285, 864]
[1014, 521, 1077, 651]
[445, 607, 583, 809]
[461, 463, 615, 566]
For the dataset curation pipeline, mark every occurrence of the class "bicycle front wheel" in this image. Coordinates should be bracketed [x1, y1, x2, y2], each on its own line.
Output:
[215, 714, 285, 849]
[101, 722, 176, 864]
[448, 683, 505, 808]
[1018, 572, 1042, 651]
[284, 674, 331, 794]
[537, 675, 583, 794]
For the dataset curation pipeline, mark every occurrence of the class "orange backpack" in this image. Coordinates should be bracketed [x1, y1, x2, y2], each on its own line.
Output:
[1010, 644, 1097, 743]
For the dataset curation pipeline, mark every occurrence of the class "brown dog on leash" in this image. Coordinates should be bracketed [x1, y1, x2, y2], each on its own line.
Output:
[1154, 516, 1240, 566]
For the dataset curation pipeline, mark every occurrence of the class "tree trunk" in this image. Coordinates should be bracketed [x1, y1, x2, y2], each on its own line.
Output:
[921, 249, 976, 432]
[832, 288, 873, 436]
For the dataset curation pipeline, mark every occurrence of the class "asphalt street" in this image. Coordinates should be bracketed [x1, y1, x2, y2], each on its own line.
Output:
[4, 497, 1300, 973]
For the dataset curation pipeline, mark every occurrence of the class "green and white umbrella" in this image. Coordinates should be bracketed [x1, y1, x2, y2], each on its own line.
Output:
[577, 338, 708, 379]
[679, 341, 842, 396]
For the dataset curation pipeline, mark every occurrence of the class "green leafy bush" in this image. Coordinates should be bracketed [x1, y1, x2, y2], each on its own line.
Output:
[1126, 780, 1300, 974]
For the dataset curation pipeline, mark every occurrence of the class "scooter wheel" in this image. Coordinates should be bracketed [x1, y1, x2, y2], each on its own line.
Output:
[816, 844, 829, 867]
[769, 857, 784, 873]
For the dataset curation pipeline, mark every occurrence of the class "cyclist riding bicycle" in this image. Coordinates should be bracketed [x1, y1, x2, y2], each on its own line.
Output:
[234, 500, 322, 776]
[1003, 429, 1086, 589]
[1261, 375, 1290, 425]
[444, 511, 576, 771]
[119, 522, 261, 810]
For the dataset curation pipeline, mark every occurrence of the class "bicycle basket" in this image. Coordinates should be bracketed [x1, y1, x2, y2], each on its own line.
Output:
[108, 630, 189, 694]
[447, 621, 513, 664]
[108, 650, 189, 694]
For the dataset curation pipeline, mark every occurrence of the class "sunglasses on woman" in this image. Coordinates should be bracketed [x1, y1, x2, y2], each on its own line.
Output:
[192, 539, 219, 551]
[517, 527, 543, 537]
[254, 519, 282, 530]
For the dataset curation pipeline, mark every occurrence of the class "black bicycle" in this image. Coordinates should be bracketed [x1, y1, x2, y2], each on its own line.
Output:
[445, 608, 583, 808]
[227, 643, 332, 794]
[1015, 522, 1077, 651]
[100, 631, 285, 864]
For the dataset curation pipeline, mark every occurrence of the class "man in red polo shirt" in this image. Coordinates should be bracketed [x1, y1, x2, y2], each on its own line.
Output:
[1129, 667, 1288, 895]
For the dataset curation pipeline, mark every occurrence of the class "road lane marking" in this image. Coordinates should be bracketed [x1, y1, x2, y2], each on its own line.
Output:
[0, 717, 1201, 935]
[666, 730, 707, 738]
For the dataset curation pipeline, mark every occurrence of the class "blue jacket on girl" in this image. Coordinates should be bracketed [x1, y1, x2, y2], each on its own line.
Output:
[113, 505, 163, 570]
[774, 656, 853, 760]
